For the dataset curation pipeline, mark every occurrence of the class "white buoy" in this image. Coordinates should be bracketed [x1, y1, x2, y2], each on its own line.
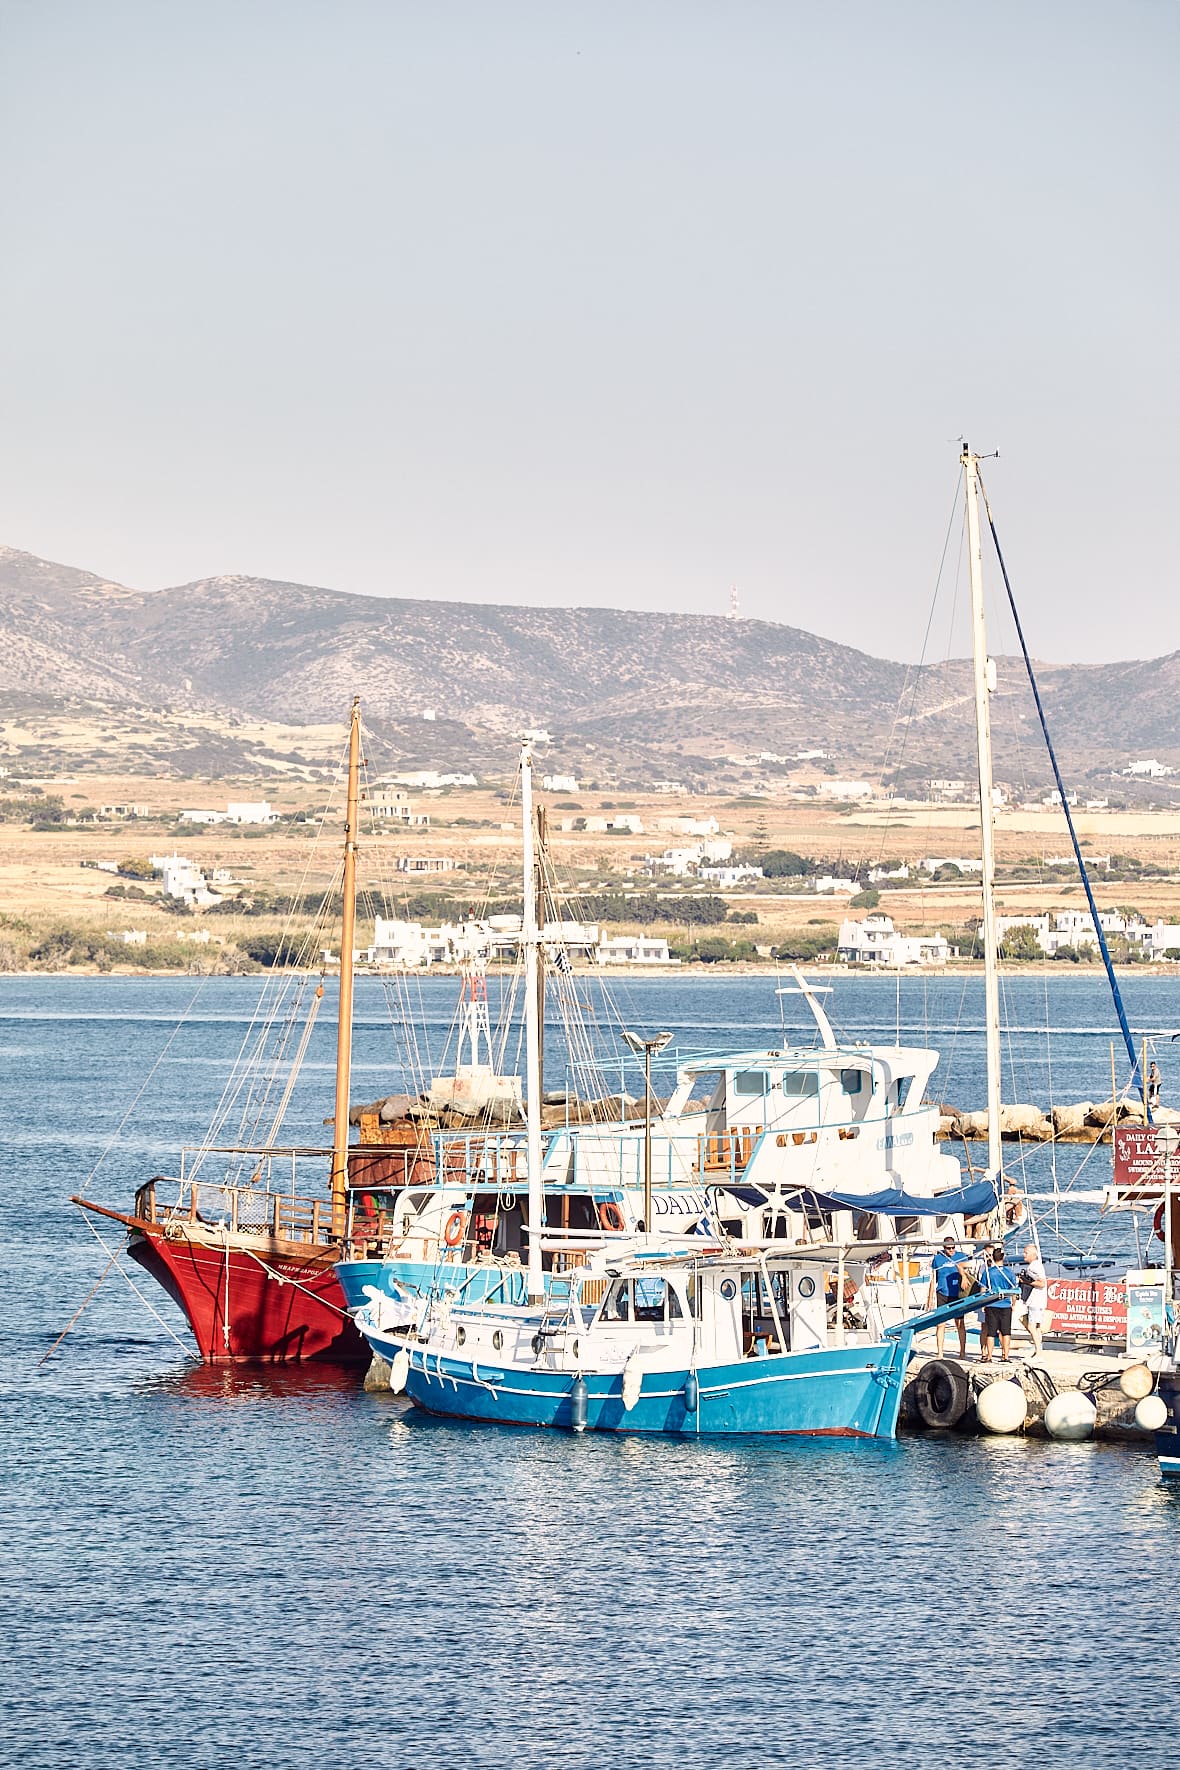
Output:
[1119, 1362, 1155, 1401]
[1044, 1390, 1096, 1441]
[1135, 1394, 1168, 1432]
[389, 1347, 410, 1394]
[977, 1379, 1027, 1435]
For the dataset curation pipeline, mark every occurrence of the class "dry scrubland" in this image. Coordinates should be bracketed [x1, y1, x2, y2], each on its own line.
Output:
[6, 771, 1180, 973]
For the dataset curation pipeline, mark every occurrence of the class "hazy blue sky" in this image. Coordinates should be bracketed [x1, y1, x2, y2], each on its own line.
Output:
[0, 1, 1175, 662]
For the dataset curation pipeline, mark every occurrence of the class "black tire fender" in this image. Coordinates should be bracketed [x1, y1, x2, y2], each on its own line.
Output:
[912, 1357, 971, 1430]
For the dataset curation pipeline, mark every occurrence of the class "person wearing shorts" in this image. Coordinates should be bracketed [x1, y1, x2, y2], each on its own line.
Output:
[979, 1243, 1018, 1363]
[927, 1235, 968, 1357]
[1020, 1241, 1048, 1357]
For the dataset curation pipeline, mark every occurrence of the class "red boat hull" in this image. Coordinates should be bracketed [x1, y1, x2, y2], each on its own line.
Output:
[127, 1227, 367, 1365]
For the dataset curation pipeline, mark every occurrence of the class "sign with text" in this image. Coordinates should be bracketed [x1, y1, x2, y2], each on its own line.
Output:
[1126, 1282, 1166, 1356]
[1112, 1125, 1180, 1200]
[1045, 1276, 1126, 1339]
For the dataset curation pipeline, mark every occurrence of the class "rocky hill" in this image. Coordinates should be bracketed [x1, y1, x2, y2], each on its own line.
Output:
[1, 544, 1176, 786]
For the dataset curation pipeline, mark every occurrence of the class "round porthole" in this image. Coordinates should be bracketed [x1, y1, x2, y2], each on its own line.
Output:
[456, 1326, 466, 1346]
[798, 1275, 816, 1299]
[719, 1278, 738, 1302]
[572, 1339, 580, 1358]
[531, 1333, 543, 1354]
[492, 1329, 504, 1351]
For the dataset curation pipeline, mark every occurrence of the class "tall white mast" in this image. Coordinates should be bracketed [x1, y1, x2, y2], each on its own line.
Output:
[520, 744, 544, 1301]
[963, 445, 1003, 1184]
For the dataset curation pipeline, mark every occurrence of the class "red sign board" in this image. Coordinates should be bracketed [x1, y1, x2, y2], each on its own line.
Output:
[1114, 1125, 1180, 1195]
[1045, 1276, 1126, 1339]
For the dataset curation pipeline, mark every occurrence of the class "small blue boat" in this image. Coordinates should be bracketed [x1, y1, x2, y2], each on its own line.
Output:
[359, 1252, 985, 1441]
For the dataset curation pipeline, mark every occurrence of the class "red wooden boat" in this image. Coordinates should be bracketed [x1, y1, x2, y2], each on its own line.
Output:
[72, 699, 388, 1364]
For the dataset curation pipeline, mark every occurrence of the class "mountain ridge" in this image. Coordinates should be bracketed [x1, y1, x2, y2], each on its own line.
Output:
[2, 545, 1177, 784]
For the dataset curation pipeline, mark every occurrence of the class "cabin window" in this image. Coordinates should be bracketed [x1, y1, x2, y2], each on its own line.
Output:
[889, 1076, 914, 1109]
[634, 1276, 673, 1322]
[781, 1072, 819, 1098]
[840, 1069, 866, 1095]
[601, 1280, 631, 1321]
[733, 1070, 770, 1098]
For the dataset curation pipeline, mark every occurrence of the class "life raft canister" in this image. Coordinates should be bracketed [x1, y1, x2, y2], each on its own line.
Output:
[911, 1358, 972, 1431]
[443, 1210, 467, 1248]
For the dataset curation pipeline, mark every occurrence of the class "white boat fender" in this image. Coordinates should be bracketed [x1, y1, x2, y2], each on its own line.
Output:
[621, 1354, 643, 1413]
[569, 1375, 589, 1434]
[1043, 1391, 1096, 1441]
[976, 1379, 1027, 1435]
[1135, 1393, 1168, 1432]
[389, 1348, 410, 1395]
[911, 1358, 971, 1431]
[683, 1371, 700, 1414]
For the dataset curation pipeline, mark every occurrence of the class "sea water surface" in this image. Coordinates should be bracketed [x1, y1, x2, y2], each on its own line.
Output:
[2, 971, 1179, 1769]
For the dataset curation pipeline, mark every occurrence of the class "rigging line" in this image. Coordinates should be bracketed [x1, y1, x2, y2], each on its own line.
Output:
[978, 467, 1143, 1102]
[872, 469, 965, 857]
[77, 976, 212, 1192]
[77, 1212, 199, 1357]
[36, 1247, 122, 1367]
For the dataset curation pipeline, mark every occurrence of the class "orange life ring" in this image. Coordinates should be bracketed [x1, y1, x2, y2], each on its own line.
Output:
[443, 1210, 467, 1248]
[1153, 1202, 1165, 1241]
[598, 1201, 626, 1232]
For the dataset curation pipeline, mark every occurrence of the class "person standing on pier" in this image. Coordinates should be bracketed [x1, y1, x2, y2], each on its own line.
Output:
[1148, 1062, 1161, 1112]
[979, 1244, 1019, 1363]
[1019, 1242, 1048, 1358]
[928, 1235, 968, 1359]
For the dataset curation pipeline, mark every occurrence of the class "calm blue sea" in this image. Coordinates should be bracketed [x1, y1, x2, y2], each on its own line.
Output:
[3, 972, 1179, 1769]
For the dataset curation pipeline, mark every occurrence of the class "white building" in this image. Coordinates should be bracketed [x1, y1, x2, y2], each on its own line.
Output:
[813, 876, 857, 894]
[151, 853, 223, 907]
[817, 780, 873, 799]
[226, 801, 277, 824]
[838, 914, 949, 967]
[364, 788, 429, 826]
[699, 864, 764, 889]
[542, 774, 579, 794]
[868, 864, 910, 883]
[995, 909, 1180, 957]
[652, 816, 721, 837]
[919, 856, 983, 875]
[1124, 759, 1174, 778]
[393, 855, 457, 874]
[595, 934, 677, 965]
[395, 771, 478, 789]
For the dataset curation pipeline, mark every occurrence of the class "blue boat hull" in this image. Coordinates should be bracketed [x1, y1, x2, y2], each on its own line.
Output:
[1157, 1429, 1180, 1478]
[396, 1339, 909, 1440]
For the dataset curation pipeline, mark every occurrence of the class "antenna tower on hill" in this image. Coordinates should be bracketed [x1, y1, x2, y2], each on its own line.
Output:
[728, 585, 740, 620]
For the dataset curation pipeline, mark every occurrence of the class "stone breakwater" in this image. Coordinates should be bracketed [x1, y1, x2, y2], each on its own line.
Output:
[936, 1098, 1176, 1143]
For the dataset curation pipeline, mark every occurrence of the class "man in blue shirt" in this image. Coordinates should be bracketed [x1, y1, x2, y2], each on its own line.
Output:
[928, 1234, 968, 1358]
[979, 1242, 1019, 1363]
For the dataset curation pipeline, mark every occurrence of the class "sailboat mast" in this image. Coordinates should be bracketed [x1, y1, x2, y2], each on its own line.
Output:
[521, 745, 544, 1301]
[963, 447, 1003, 1182]
[330, 697, 362, 1237]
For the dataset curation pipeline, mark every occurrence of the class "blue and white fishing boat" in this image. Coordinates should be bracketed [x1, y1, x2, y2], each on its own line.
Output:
[359, 1249, 984, 1439]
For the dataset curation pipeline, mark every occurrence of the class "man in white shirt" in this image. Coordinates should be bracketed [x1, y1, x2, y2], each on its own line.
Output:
[1020, 1242, 1048, 1357]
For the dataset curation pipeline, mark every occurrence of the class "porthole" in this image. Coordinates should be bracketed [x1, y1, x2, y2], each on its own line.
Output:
[719, 1278, 738, 1302]
[798, 1275, 816, 1299]
[456, 1326, 466, 1346]
[492, 1329, 504, 1351]
[532, 1333, 543, 1354]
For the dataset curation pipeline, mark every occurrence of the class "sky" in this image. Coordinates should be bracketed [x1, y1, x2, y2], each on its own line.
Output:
[0, 0, 1175, 663]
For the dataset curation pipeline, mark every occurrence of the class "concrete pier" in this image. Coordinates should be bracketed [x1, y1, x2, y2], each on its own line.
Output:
[903, 1332, 1158, 1440]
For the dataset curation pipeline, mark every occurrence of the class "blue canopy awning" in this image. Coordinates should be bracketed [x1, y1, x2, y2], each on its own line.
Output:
[713, 1179, 1000, 1220]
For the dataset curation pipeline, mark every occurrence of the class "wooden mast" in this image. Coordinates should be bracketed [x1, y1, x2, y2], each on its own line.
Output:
[330, 697, 362, 1238]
